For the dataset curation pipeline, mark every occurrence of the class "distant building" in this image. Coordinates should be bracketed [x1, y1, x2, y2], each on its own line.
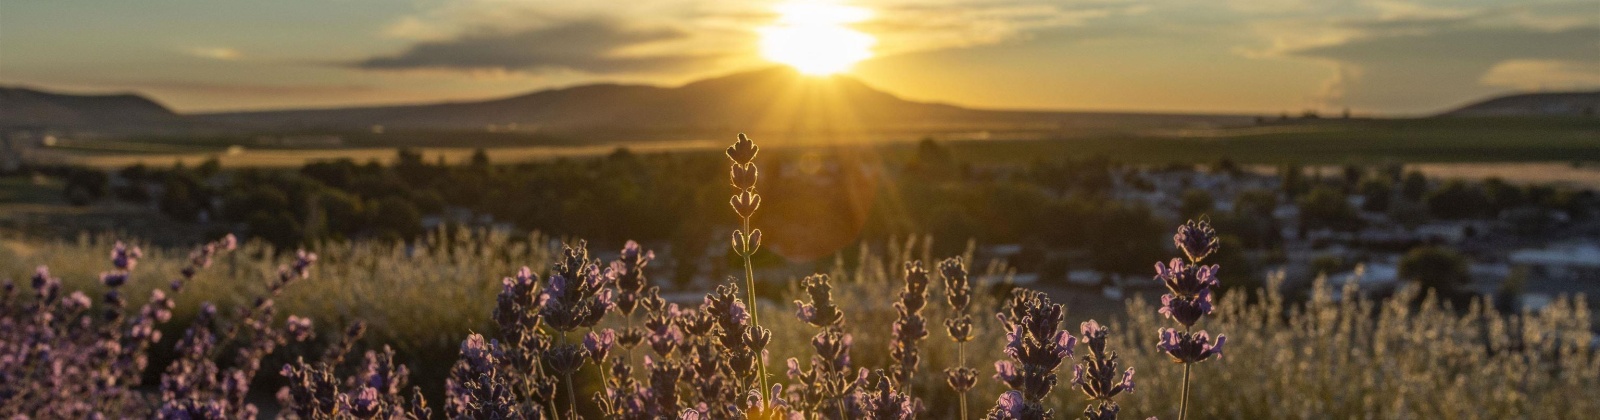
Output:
[253, 135, 344, 147]
[1510, 243, 1600, 280]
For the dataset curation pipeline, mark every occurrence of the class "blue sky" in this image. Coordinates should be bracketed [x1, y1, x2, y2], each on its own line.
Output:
[2, 0, 1595, 114]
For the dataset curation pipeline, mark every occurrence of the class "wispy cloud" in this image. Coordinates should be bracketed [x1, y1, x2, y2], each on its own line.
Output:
[863, 1, 1143, 54]
[354, 19, 717, 74]
[1290, 25, 1599, 110]
[185, 47, 244, 61]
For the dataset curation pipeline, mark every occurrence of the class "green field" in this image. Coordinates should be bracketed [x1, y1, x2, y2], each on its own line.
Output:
[947, 117, 1600, 165]
[19, 116, 1600, 170]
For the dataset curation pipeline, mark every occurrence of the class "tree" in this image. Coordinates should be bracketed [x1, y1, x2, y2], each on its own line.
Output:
[196, 157, 222, 178]
[159, 180, 202, 221]
[319, 190, 366, 236]
[1425, 180, 1489, 220]
[62, 168, 108, 206]
[1399, 246, 1470, 296]
[1481, 177, 1524, 216]
[1280, 163, 1309, 198]
[1298, 186, 1359, 230]
[469, 148, 491, 167]
[1357, 176, 1392, 213]
[247, 209, 303, 249]
[1401, 171, 1428, 201]
[1341, 164, 1364, 190]
[370, 196, 423, 240]
[1211, 157, 1239, 176]
[1234, 188, 1278, 217]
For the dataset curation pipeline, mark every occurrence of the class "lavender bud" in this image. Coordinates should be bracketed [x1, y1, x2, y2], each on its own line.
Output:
[731, 190, 761, 218]
[731, 163, 758, 190]
[725, 133, 759, 165]
[1174, 218, 1219, 262]
[585, 329, 617, 363]
[110, 241, 143, 270]
[286, 315, 314, 342]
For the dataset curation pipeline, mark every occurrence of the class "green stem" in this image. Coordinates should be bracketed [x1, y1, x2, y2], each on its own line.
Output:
[740, 214, 770, 395]
[559, 332, 577, 420]
[565, 376, 578, 420]
[1180, 363, 1192, 420]
[958, 341, 968, 420]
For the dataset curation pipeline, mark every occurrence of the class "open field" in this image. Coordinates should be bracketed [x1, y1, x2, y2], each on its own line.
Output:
[949, 117, 1600, 165]
[19, 117, 1598, 170]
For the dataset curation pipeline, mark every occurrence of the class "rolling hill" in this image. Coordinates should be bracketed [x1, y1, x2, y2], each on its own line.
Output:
[193, 67, 1250, 134]
[0, 86, 186, 130]
[7, 69, 1593, 140]
[1440, 91, 1599, 117]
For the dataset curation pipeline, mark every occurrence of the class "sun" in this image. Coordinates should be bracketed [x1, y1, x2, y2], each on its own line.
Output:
[758, 1, 876, 75]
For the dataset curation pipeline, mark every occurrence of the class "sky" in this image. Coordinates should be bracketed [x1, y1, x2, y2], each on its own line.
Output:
[2, 0, 1596, 115]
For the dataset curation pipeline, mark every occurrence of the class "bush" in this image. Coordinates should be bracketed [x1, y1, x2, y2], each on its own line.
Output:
[1398, 246, 1470, 296]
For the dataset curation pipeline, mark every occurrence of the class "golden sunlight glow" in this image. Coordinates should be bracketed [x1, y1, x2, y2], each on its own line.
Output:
[758, 1, 876, 75]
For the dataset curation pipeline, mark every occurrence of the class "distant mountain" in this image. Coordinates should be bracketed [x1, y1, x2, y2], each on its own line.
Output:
[196, 67, 1249, 134]
[0, 86, 186, 130]
[1440, 91, 1599, 117]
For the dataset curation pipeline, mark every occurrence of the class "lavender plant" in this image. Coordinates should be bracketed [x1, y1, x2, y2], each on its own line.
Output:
[990, 289, 1075, 419]
[1072, 320, 1134, 420]
[0, 234, 375, 418]
[17, 138, 1600, 419]
[727, 132, 771, 393]
[1155, 219, 1226, 420]
[164, 248, 322, 418]
[940, 257, 977, 420]
[889, 261, 930, 397]
[787, 274, 862, 418]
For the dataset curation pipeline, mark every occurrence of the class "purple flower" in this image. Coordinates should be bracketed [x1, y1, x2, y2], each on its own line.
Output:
[994, 361, 1023, 389]
[285, 316, 313, 342]
[1155, 259, 1219, 298]
[856, 370, 920, 419]
[64, 291, 92, 312]
[98, 271, 129, 288]
[1082, 401, 1122, 420]
[1174, 218, 1219, 262]
[794, 274, 843, 327]
[945, 366, 977, 393]
[991, 391, 1027, 417]
[585, 328, 617, 363]
[1158, 289, 1215, 328]
[345, 386, 382, 418]
[1157, 329, 1226, 364]
[110, 241, 143, 270]
[939, 257, 971, 313]
[995, 289, 1074, 402]
[985, 390, 1052, 420]
[291, 250, 317, 278]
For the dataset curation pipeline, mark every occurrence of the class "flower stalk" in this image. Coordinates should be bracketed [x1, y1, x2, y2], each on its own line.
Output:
[1157, 218, 1227, 420]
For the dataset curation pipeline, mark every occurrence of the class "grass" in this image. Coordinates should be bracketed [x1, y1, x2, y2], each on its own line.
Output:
[2, 231, 1594, 418]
